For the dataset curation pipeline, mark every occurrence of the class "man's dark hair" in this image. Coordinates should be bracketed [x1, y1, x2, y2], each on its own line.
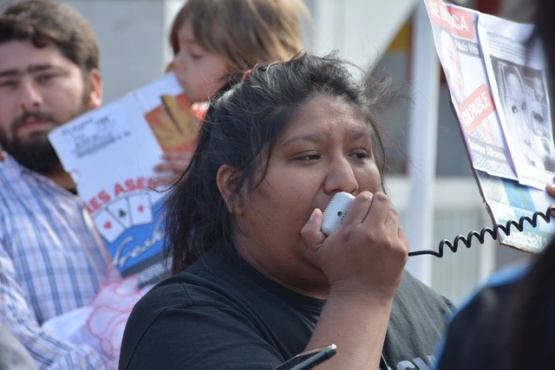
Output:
[0, 0, 99, 72]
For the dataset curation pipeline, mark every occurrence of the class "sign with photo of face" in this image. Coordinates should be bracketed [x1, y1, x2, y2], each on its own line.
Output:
[424, 0, 555, 253]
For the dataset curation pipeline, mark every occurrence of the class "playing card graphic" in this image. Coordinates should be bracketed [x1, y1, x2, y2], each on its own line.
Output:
[93, 208, 126, 243]
[127, 192, 153, 226]
[48, 72, 183, 282]
[106, 197, 132, 229]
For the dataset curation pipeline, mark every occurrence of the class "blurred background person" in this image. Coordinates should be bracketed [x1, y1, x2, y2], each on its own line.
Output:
[0, 1, 138, 368]
[153, 0, 310, 179]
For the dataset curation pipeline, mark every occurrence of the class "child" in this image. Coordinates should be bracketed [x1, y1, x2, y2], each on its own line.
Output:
[169, 0, 309, 103]
[155, 0, 310, 177]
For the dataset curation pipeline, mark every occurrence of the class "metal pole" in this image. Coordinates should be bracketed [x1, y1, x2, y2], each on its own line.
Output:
[405, 0, 440, 286]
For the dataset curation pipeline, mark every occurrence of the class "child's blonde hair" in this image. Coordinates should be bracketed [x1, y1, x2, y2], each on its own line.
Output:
[169, 0, 310, 70]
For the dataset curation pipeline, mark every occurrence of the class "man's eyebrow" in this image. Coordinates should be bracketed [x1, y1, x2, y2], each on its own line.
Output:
[0, 64, 58, 78]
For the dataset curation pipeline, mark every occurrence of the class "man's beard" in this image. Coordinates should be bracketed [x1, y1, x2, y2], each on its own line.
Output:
[0, 90, 90, 174]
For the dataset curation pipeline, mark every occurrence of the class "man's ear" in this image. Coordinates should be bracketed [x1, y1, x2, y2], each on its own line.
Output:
[216, 164, 244, 216]
[87, 69, 103, 109]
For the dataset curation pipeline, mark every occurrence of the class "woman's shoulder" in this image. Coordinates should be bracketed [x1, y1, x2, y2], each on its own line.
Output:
[396, 270, 455, 313]
[132, 247, 253, 313]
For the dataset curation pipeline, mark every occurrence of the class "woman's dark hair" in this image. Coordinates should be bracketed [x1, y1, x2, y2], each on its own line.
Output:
[165, 52, 391, 273]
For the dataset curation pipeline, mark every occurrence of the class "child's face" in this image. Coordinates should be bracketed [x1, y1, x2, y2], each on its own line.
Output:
[172, 20, 230, 103]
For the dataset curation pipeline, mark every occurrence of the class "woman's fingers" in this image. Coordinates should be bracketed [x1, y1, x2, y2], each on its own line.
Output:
[301, 208, 326, 252]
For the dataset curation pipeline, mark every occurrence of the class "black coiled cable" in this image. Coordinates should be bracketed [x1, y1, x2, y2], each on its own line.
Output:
[408, 206, 555, 257]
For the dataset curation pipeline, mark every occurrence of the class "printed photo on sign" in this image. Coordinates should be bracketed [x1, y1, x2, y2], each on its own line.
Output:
[425, 0, 516, 180]
[491, 59, 555, 175]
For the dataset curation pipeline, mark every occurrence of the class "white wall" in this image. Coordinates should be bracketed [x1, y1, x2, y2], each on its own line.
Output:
[311, 0, 417, 69]
[62, 0, 186, 103]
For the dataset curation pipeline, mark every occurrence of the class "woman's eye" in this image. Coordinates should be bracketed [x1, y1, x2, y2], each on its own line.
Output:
[351, 150, 370, 160]
[190, 53, 202, 60]
[295, 153, 320, 161]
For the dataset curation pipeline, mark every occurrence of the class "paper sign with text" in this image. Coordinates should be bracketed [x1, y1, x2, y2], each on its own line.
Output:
[49, 72, 200, 285]
[424, 0, 555, 252]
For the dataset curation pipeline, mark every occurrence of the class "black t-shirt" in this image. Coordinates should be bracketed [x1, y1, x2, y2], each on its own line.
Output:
[120, 246, 453, 370]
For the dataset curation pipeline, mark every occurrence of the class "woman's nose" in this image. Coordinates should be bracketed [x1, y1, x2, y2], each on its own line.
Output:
[324, 157, 358, 195]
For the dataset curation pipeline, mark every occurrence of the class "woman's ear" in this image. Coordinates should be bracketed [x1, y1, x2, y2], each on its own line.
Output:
[216, 164, 244, 215]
